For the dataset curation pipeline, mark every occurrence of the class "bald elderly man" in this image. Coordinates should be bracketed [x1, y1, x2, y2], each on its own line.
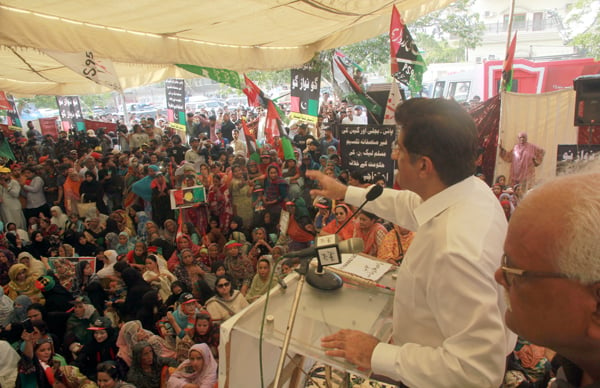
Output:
[496, 169, 600, 387]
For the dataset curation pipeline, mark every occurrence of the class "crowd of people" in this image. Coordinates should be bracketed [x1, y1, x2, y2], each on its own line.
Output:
[0, 95, 595, 388]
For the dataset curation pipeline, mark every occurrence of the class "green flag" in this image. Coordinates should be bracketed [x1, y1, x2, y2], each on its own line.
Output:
[176, 64, 242, 90]
[0, 138, 16, 161]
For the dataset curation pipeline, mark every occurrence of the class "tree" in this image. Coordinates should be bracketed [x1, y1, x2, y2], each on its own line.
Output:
[410, 0, 485, 62]
[565, 0, 600, 59]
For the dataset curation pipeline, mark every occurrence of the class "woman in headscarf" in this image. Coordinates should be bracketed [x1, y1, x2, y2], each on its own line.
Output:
[319, 203, 355, 241]
[126, 341, 177, 388]
[177, 312, 220, 362]
[96, 249, 118, 280]
[229, 164, 254, 229]
[74, 260, 101, 297]
[50, 206, 68, 231]
[172, 248, 211, 294]
[207, 172, 234, 235]
[246, 257, 279, 303]
[150, 172, 174, 227]
[5, 232, 25, 258]
[62, 168, 81, 215]
[116, 320, 175, 372]
[167, 343, 218, 388]
[0, 287, 14, 327]
[205, 274, 249, 323]
[162, 219, 178, 245]
[0, 168, 27, 230]
[143, 254, 176, 302]
[18, 334, 95, 388]
[353, 210, 387, 257]
[6, 263, 44, 303]
[26, 231, 51, 260]
[118, 267, 153, 322]
[126, 241, 149, 271]
[223, 241, 254, 295]
[262, 164, 288, 221]
[166, 234, 201, 271]
[115, 232, 134, 256]
[0, 248, 15, 287]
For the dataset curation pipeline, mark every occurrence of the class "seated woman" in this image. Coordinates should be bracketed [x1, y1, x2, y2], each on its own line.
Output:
[72, 316, 118, 380]
[223, 241, 254, 295]
[126, 241, 149, 271]
[65, 296, 100, 350]
[117, 268, 153, 322]
[172, 249, 210, 293]
[353, 210, 387, 257]
[167, 343, 218, 388]
[115, 232, 134, 256]
[143, 254, 176, 302]
[205, 274, 249, 323]
[166, 235, 201, 272]
[377, 224, 415, 266]
[246, 257, 279, 304]
[126, 341, 177, 388]
[247, 227, 273, 267]
[18, 334, 96, 388]
[176, 312, 220, 362]
[116, 320, 175, 376]
[6, 263, 44, 303]
[320, 203, 355, 241]
[96, 361, 135, 388]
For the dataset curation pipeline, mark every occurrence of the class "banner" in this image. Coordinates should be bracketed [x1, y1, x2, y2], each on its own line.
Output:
[45, 50, 122, 92]
[556, 144, 600, 176]
[290, 64, 321, 118]
[84, 119, 117, 134]
[170, 186, 206, 209]
[165, 79, 186, 125]
[2, 93, 21, 127]
[339, 124, 396, 184]
[390, 5, 426, 93]
[177, 64, 242, 90]
[56, 96, 85, 131]
[0, 91, 11, 111]
[39, 118, 59, 138]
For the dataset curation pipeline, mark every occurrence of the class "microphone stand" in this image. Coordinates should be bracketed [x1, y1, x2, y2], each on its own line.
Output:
[272, 261, 309, 388]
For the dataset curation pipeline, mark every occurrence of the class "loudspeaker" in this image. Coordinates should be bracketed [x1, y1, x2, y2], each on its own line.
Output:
[574, 75, 600, 126]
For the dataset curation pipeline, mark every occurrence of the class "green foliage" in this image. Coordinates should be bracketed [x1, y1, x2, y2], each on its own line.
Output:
[247, 69, 291, 90]
[566, 0, 600, 59]
[337, 34, 390, 70]
[414, 33, 465, 63]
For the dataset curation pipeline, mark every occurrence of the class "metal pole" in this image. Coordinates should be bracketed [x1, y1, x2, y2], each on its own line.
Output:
[272, 273, 306, 388]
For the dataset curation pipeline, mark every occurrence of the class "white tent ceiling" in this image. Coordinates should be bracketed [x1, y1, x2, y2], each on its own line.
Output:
[0, 0, 454, 96]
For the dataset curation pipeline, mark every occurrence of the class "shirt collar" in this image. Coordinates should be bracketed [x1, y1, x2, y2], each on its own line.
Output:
[413, 176, 477, 227]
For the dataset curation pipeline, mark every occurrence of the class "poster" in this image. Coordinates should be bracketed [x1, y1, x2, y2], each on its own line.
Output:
[39, 118, 59, 138]
[290, 64, 321, 118]
[169, 185, 206, 209]
[84, 119, 117, 134]
[165, 79, 186, 125]
[49, 256, 97, 273]
[339, 124, 396, 184]
[556, 144, 600, 176]
[56, 96, 85, 131]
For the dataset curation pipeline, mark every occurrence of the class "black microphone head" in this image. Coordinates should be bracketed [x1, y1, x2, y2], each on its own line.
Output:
[366, 184, 384, 201]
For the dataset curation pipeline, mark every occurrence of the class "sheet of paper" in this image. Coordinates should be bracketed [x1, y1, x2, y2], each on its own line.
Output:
[331, 254, 392, 282]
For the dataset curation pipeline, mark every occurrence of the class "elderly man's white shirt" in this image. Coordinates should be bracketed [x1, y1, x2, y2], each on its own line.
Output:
[345, 176, 516, 387]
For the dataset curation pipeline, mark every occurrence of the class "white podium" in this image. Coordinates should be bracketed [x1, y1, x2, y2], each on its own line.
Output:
[219, 254, 396, 388]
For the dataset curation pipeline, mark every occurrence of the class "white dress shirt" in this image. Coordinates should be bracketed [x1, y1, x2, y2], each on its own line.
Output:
[345, 176, 516, 387]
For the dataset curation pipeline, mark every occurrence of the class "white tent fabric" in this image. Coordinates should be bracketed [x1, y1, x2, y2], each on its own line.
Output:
[495, 89, 578, 187]
[0, 0, 454, 96]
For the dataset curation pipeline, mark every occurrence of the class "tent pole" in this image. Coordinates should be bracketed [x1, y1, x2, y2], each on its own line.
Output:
[504, 0, 516, 58]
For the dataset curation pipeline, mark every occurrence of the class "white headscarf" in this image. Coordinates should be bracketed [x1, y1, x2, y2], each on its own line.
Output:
[167, 343, 218, 388]
[97, 249, 118, 279]
[50, 206, 68, 230]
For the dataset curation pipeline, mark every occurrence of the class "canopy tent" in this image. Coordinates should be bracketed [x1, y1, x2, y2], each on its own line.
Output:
[0, 0, 454, 96]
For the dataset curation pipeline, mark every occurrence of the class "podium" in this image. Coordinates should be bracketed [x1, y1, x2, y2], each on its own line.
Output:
[219, 254, 396, 388]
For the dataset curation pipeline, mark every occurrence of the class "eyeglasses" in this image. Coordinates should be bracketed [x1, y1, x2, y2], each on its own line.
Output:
[216, 282, 230, 288]
[500, 254, 569, 287]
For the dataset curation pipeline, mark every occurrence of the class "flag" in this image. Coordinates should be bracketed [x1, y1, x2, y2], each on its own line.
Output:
[176, 64, 242, 90]
[280, 136, 295, 161]
[264, 100, 281, 145]
[45, 50, 122, 92]
[0, 136, 16, 161]
[332, 51, 382, 116]
[0, 92, 11, 111]
[383, 81, 402, 125]
[243, 75, 265, 107]
[501, 32, 518, 92]
[241, 118, 259, 162]
[389, 5, 427, 93]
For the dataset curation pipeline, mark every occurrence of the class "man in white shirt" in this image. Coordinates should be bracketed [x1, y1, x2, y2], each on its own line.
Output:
[308, 98, 515, 387]
[230, 129, 247, 157]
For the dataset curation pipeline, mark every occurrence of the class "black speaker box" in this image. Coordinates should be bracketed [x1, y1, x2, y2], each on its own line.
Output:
[574, 74, 600, 126]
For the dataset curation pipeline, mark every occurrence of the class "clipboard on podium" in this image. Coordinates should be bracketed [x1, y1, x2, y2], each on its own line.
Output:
[219, 253, 396, 388]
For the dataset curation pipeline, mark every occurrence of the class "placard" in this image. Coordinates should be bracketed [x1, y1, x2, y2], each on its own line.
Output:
[290, 64, 320, 118]
[165, 79, 186, 125]
[556, 144, 600, 176]
[169, 185, 206, 209]
[339, 124, 396, 184]
[56, 96, 85, 131]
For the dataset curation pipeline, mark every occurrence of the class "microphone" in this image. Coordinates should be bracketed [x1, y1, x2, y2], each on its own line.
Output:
[334, 184, 384, 234]
[283, 237, 364, 259]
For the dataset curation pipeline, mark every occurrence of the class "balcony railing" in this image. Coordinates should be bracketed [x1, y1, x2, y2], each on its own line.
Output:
[482, 18, 561, 34]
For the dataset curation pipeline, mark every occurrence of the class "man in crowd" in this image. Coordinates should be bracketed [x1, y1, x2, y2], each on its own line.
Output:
[495, 169, 600, 387]
[309, 98, 515, 387]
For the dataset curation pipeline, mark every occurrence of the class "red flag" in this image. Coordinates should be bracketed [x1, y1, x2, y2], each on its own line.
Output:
[264, 100, 281, 146]
[501, 32, 518, 92]
[0, 92, 11, 111]
[389, 5, 426, 92]
[243, 75, 263, 107]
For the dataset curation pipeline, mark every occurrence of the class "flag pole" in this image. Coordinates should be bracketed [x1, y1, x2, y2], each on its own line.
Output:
[501, 0, 517, 93]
